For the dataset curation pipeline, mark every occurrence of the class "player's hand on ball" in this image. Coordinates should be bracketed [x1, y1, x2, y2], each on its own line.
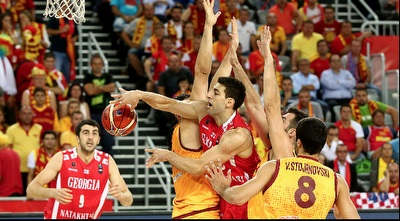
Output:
[111, 88, 139, 111]
[145, 148, 169, 168]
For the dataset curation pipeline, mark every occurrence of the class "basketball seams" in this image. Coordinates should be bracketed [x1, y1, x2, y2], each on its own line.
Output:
[102, 103, 137, 136]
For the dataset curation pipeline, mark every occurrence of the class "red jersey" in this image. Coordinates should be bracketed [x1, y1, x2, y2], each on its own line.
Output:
[330, 32, 366, 56]
[199, 111, 260, 219]
[314, 20, 341, 45]
[188, 4, 206, 35]
[31, 105, 59, 134]
[151, 50, 170, 81]
[0, 147, 23, 196]
[44, 148, 110, 219]
[335, 121, 357, 152]
[47, 68, 68, 101]
[181, 49, 198, 75]
[309, 56, 330, 79]
[365, 126, 394, 151]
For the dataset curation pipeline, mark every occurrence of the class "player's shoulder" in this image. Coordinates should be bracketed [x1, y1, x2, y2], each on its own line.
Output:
[224, 127, 252, 141]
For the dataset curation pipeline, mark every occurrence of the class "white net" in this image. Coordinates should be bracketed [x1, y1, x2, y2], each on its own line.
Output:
[44, 0, 86, 24]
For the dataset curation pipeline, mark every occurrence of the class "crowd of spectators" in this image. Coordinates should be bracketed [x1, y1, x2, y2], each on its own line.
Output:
[0, 0, 398, 198]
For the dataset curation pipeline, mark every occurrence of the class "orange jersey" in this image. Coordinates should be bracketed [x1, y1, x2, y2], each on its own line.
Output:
[247, 150, 271, 218]
[171, 124, 220, 219]
[262, 156, 337, 218]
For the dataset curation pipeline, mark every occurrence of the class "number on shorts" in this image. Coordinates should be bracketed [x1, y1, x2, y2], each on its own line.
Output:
[294, 176, 316, 208]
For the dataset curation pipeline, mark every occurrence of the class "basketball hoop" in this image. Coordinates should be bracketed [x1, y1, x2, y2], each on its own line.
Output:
[44, 0, 86, 24]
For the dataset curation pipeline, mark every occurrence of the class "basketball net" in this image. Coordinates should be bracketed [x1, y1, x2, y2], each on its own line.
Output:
[44, 0, 86, 24]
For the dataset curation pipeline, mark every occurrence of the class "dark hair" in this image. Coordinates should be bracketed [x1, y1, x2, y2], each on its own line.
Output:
[217, 29, 229, 38]
[296, 117, 327, 155]
[372, 109, 385, 118]
[0, 12, 11, 30]
[340, 103, 351, 112]
[161, 35, 173, 44]
[282, 76, 292, 82]
[154, 22, 164, 29]
[296, 58, 309, 68]
[67, 99, 81, 110]
[355, 87, 368, 94]
[286, 107, 309, 130]
[340, 20, 352, 28]
[177, 76, 189, 85]
[182, 21, 195, 41]
[317, 39, 328, 47]
[41, 130, 57, 140]
[218, 77, 246, 110]
[33, 87, 46, 95]
[44, 51, 56, 60]
[175, 93, 190, 101]
[66, 80, 85, 102]
[303, 19, 314, 26]
[172, 3, 183, 9]
[76, 119, 101, 137]
[19, 10, 33, 21]
[324, 5, 335, 12]
[327, 125, 338, 132]
[298, 88, 310, 95]
[71, 110, 84, 118]
[90, 53, 103, 64]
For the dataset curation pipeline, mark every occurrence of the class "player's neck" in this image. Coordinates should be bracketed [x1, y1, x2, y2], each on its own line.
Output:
[213, 110, 235, 126]
[77, 148, 95, 163]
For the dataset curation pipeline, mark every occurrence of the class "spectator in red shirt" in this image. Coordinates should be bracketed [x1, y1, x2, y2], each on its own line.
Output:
[330, 20, 371, 57]
[314, 5, 340, 47]
[268, 0, 302, 38]
[309, 39, 330, 79]
[0, 132, 23, 196]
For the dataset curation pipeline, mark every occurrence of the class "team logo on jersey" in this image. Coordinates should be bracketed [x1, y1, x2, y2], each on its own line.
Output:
[72, 162, 76, 167]
[98, 164, 103, 174]
[84, 169, 89, 174]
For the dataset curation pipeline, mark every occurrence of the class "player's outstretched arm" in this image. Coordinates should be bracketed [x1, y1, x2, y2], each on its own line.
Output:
[146, 127, 252, 175]
[108, 156, 133, 206]
[26, 152, 73, 204]
[208, 17, 239, 92]
[260, 26, 292, 158]
[112, 88, 207, 120]
[205, 158, 275, 205]
[334, 174, 360, 219]
[191, 0, 221, 101]
[230, 22, 270, 148]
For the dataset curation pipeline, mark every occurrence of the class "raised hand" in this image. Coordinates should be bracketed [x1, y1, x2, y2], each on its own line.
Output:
[205, 158, 231, 194]
[229, 17, 239, 52]
[228, 17, 240, 66]
[111, 88, 139, 111]
[257, 25, 272, 59]
[204, 0, 221, 26]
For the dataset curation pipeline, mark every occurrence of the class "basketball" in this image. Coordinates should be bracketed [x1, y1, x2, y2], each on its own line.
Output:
[102, 103, 138, 136]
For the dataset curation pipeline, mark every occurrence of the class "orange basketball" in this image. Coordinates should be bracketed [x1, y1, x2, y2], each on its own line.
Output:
[102, 103, 138, 136]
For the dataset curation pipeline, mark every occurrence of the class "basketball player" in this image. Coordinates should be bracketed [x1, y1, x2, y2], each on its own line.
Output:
[204, 26, 360, 219]
[230, 18, 308, 219]
[26, 119, 133, 219]
[163, 0, 222, 218]
[113, 78, 259, 219]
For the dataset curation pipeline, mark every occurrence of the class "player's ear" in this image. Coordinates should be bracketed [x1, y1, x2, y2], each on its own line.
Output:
[226, 98, 234, 107]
